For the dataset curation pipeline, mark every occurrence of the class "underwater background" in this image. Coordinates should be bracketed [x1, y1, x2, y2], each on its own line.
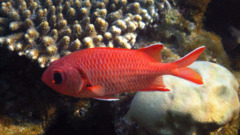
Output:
[0, 0, 240, 134]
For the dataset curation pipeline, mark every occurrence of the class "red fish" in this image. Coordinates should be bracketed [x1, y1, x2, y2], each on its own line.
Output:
[42, 44, 205, 101]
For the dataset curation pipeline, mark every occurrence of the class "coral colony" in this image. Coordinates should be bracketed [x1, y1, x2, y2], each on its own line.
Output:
[0, 0, 170, 68]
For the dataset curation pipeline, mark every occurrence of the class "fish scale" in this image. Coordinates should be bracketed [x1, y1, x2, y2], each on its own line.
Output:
[42, 44, 205, 101]
[76, 49, 158, 95]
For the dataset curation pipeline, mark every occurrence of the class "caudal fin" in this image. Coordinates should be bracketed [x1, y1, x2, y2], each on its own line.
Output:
[173, 46, 205, 68]
[171, 46, 205, 84]
[171, 67, 203, 84]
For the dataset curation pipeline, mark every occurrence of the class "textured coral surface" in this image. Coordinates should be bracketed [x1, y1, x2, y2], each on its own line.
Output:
[0, 0, 165, 67]
[0, 0, 240, 134]
[130, 61, 239, 135]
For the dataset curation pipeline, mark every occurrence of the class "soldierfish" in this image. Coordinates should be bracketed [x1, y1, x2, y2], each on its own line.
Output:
[41, 44, 205, 101]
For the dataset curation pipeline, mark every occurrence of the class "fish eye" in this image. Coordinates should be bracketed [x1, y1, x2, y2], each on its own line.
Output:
[53, 72, 62, 84]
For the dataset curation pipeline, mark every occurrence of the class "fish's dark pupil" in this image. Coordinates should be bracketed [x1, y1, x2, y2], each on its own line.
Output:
[53, 72, 62, 84]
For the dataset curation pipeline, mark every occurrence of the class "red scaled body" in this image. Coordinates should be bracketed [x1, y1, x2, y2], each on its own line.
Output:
[42, 44, 205, 101]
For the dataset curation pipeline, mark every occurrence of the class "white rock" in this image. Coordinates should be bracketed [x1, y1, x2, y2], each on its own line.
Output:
[129, 61, 239, 135]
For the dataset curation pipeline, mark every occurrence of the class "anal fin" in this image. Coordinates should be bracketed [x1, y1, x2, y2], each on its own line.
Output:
[140, 76, 170, 91]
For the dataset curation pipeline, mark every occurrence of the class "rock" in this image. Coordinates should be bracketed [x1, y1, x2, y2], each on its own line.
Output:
[129, 61, 239, 135]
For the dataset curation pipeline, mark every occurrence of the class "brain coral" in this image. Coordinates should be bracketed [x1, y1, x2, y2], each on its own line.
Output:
[0, 0, 170, 67]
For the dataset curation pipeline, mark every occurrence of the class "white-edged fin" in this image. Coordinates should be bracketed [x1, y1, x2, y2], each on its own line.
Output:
[93, 97, 119, 101]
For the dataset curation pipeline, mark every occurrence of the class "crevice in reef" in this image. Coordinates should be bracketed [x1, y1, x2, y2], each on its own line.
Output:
[204, 0, 240, 69]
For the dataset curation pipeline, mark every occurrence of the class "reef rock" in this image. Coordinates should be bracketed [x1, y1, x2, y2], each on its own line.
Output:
[129, 61, 239, 135]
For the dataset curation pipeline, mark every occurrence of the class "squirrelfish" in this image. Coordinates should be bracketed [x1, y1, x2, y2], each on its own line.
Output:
[42, 44, 205, 101]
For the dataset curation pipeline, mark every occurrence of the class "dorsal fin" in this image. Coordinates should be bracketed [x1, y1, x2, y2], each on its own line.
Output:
[138, 43, 164, 62]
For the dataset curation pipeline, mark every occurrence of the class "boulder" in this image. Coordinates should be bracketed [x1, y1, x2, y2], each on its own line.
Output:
[129, 61, 239, 135]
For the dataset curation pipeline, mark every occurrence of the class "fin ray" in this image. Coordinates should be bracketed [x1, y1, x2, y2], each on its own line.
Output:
[169, 46, 205, 84]
[138, 43, 163, 62]
[173, 46, 205, 68]
[172, 67, 203, 84]
[140, 76, 170, 91]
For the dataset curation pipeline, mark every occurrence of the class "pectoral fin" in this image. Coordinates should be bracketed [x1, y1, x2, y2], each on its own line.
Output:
[88, 86, 105, 96]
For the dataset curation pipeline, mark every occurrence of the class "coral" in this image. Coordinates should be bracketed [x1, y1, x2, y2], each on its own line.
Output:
[0, 0, 230, 71]
[182, 30, 231, 69]
[175, 0, 212, 29]
[143, 5, 231, 69]
[1, 0, 240, 134]
[129, 61, 239, 135]
[210, 117, 240, 135]
[0, 0, 169, 68]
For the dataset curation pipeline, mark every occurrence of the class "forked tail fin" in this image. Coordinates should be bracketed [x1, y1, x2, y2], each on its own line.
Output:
[170, 46, 205, 84]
